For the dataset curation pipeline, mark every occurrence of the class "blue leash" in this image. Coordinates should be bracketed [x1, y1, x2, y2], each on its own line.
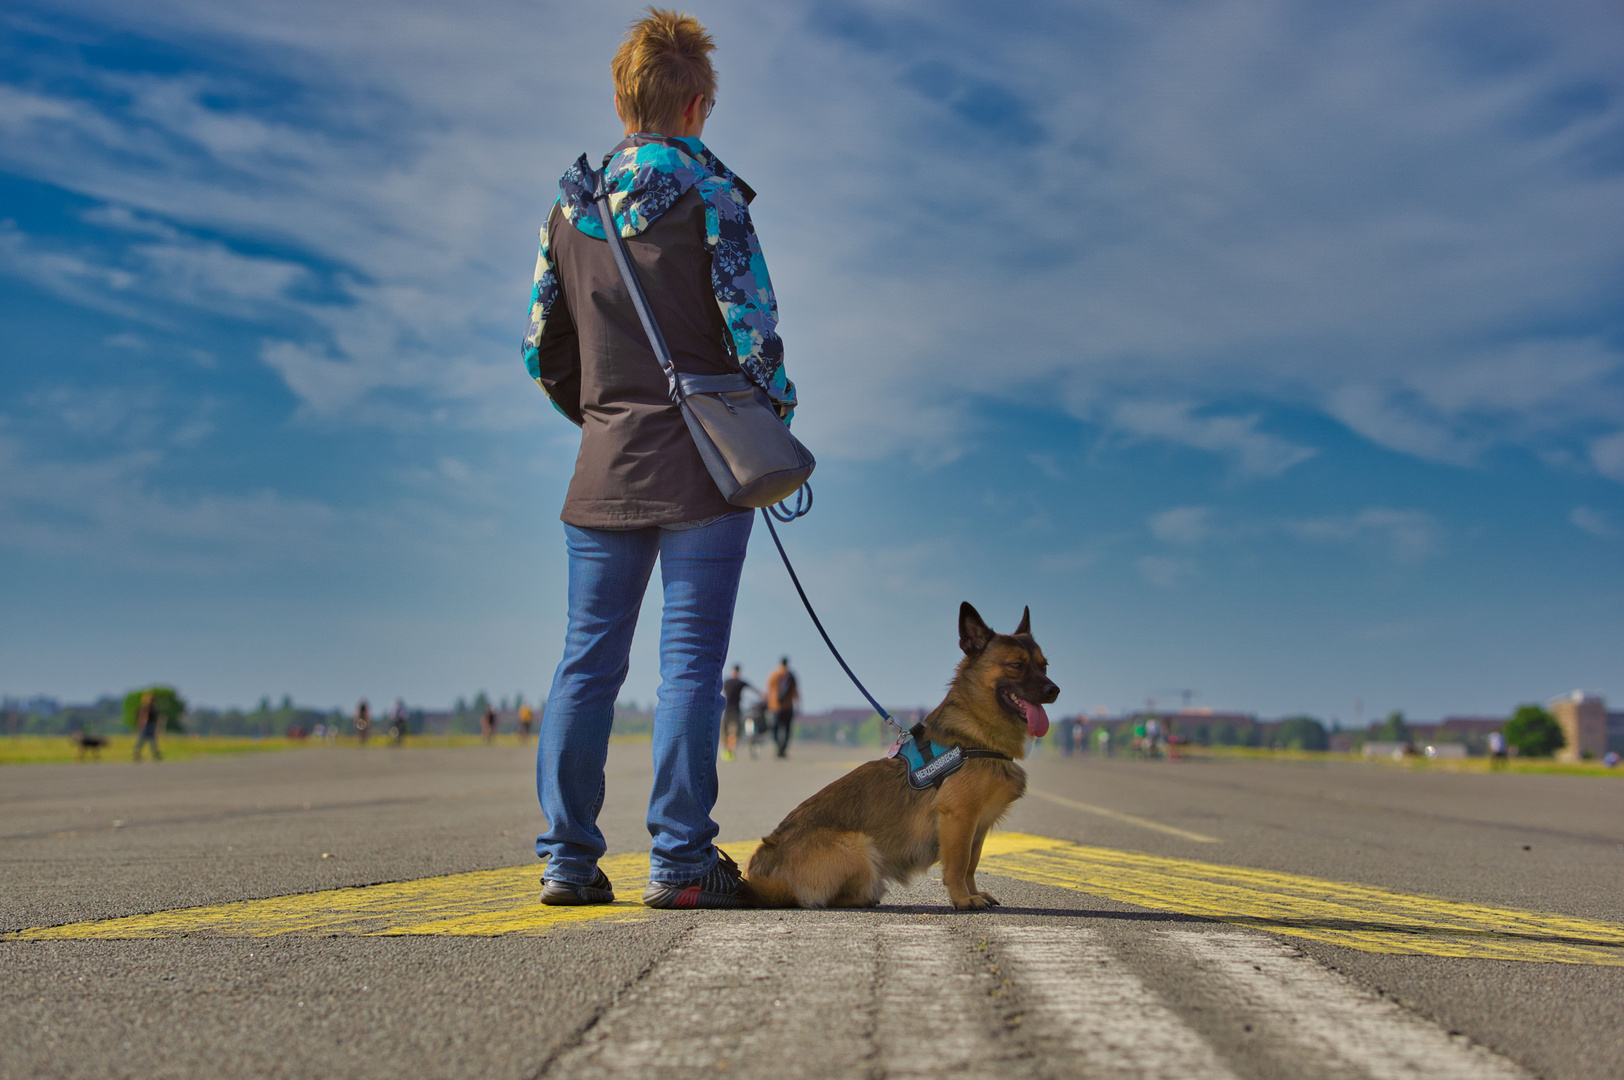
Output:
[760, 487, 908, 736]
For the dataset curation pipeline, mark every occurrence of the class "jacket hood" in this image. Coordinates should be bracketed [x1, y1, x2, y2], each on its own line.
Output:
[559, 134, 755, 239]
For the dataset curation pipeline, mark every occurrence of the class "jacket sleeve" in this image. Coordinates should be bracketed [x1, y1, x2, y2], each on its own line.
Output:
[700, 179, 795, 424]
[520, 202, 583, 425]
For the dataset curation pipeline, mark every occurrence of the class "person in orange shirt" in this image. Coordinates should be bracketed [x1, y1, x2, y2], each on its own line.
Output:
[765, 657, 799, 759]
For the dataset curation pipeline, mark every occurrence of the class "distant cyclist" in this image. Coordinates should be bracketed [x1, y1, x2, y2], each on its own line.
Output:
[388, 699, 409, 746]
[746, 695, 769, 760]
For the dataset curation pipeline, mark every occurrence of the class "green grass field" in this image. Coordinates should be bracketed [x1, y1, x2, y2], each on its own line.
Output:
[0, 734, 302, 765]
[0, 732, 548, 765]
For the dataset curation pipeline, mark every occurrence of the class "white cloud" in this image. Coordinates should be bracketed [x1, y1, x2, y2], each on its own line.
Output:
[1326, 384, 1482, 467]
[1413, 338, 1623, 419]
[1149, 506, 1213, 546]
[1330, 339, 1624, 468]
[1136, 554, 1196, 589]
[1591, 430, 1624, 482]
[0, 433, 343, 573]
[0, 216, 310, 328]
[1286, 507, 1442, 564]
[1570, 506, 1622, 539]
[1112, 401, 1316, 477]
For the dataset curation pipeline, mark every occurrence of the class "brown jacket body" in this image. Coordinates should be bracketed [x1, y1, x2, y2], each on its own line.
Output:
[538, 187, 738, 528]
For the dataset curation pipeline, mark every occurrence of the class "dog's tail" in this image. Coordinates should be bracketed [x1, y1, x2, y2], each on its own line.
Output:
[743, 838, 798, 909]
[741, 872, 798, 909]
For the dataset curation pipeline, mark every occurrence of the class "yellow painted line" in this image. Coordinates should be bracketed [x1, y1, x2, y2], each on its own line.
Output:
[1026, 788, 1221, 843]
[7, 842, 758, 941]
[11, 833, 1621, 966]
[979, 832, 1624, 966]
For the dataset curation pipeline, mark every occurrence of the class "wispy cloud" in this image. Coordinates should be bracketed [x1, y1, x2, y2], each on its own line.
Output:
[1149, 506, 1213, 546]
[1570, 505, 1622, 539]
[1137, 554, 1197, 590]
[0, 432, 344, 572]
[1591, 430, 1624, 482]
[1286, 507, 1443, 564]
[1112, 401, 1317, 477]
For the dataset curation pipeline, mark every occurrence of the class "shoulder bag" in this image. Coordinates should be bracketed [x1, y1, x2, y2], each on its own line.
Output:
[589, 165, 815, 509]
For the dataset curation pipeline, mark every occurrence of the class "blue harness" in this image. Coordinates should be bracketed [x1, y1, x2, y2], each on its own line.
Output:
[889, 724, 1011, 790]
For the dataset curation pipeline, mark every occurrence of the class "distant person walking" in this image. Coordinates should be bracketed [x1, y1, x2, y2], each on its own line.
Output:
[389, 699, 409, 746]
[132, 690, 162, 762]
[766, 657, 799, 759]
[354, 698, 371, 745]
[482, 704, 498, 744]
[523, 11, 790, 909]
[720, 665, 755, 761]
[518, 700, 535, 743]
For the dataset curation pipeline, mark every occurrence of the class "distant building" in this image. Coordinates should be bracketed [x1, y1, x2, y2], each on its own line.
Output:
[1548, 692, 1610, 762]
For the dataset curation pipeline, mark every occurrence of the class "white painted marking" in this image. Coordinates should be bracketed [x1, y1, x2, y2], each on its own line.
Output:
[877, 923, 1018, 1078]
[992, 924, 1242, 1080]
[1172, 930, 1530, 1080]
[1027, 788, 1221, 843]
[546, 921, 875, 1077]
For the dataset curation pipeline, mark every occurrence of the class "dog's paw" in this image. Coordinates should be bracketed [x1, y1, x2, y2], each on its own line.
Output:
[975, 890, 1001, 907]
[953, 893, 995, 911]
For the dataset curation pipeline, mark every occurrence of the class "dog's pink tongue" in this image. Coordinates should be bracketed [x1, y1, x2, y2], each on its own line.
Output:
[1022, 699, 1050, 738]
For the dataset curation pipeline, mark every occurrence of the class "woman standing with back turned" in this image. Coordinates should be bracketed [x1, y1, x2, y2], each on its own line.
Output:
[521, 9, 794, 909]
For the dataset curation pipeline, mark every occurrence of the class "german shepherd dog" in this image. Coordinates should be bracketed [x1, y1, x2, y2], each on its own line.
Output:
[747, 603, 1058, 910]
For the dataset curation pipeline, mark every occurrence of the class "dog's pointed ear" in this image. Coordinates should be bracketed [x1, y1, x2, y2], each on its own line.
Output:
[1014, 606, 1031, 637]
[959, 602, 994, 656]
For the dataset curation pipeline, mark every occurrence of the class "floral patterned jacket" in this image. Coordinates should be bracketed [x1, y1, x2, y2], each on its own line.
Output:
[521, 135, 794, 422]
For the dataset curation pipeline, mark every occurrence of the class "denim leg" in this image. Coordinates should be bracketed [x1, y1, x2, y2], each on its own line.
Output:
[536, 523, 659, 884]
[647, 510, 753, 882]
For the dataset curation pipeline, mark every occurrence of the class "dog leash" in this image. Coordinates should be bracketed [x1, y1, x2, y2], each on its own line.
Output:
[762, 491, 1012, 790]
[759, 492, 910, 738]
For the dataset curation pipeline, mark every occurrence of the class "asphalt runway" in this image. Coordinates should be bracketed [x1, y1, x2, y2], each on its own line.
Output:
[3, 740, 1622, 1079]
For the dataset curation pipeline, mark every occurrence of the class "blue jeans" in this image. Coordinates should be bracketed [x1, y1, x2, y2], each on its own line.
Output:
[536, 510, 753, 885]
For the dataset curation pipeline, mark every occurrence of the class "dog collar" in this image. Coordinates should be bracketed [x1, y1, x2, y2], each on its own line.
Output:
[888, 724, 1012, 790]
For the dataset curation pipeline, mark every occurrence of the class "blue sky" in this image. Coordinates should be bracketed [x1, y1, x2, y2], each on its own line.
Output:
[1, 0, 1621, 721]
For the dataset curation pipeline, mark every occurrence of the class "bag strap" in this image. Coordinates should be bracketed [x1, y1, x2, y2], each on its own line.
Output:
[589, 165, 684, 404]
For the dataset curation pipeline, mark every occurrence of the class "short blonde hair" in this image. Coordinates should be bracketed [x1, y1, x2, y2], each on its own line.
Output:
[612, 8, 716, 133]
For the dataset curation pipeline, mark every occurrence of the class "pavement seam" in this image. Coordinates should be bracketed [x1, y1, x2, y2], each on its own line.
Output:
[527, 918, 696, 1080]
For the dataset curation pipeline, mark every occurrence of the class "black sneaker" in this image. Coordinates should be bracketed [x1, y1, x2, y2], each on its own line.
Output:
[540, 867, 615, 906]
[642, 849, 750, 909]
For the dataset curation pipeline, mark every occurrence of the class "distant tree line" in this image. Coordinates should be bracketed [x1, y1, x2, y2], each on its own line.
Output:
[3, 690, 524, 739]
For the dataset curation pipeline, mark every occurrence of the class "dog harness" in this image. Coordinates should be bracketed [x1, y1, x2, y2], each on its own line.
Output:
[889, 724, 1012, 790]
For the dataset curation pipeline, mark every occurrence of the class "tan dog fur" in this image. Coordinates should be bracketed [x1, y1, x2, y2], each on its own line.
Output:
[746, 603, 1059, 911]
